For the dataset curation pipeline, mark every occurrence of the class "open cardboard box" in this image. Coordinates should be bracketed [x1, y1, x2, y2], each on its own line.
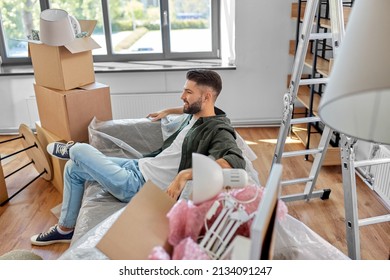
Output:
[96, 181, 176, 260]
[34, 82, 112, 143]
[29, 20, 100, 91]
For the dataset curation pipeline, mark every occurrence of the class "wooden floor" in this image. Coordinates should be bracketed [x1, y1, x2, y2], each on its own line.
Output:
[0, 127, 389, 260]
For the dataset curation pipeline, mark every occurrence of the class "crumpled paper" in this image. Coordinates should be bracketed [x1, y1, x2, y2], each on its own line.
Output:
[27, 29, 88, 41]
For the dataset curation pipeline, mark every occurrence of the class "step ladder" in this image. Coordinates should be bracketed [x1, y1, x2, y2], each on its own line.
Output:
[272, 0, 345, 202]
[340, 136, 390, 259]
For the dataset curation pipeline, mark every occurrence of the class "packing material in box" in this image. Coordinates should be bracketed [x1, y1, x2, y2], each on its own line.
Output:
[97, 181, 175, 260]
[28, 20, 100, 91]
[35, 122, 67, 195]
[34, 82, 112, 143]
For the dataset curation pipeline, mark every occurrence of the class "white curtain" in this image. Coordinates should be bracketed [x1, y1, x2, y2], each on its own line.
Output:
[221, 0, 235, 65]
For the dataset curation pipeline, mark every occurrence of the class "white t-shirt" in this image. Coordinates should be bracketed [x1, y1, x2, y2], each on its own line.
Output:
[138, 117, 196, 190]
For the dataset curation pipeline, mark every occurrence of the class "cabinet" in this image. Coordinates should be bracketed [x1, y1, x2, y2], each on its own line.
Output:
[289, 0, 353, 166]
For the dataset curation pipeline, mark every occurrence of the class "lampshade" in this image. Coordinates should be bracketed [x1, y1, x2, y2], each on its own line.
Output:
[192, 153, 248, 204]
[40, 9, 75, 46]
[318, 0, 390, 145]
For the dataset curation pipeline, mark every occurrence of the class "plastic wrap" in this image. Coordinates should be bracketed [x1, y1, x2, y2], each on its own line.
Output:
[60, 209, 122, 260]
[72, 116, 260, 242]
[88, 117, 164, 158]
[70, 182, 126, 244]
[69, 117, 164, 244]
[273, 215, 349, 260]
[59, 117, 348, 260]
[60, 205, 348, 260]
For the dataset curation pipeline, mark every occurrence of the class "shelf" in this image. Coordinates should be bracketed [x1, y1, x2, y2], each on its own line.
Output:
[304, 51, 330, 77]
[289, 40, 331, 77]
[296, 85, 321, 115]
[287, 1, 352, 167]
[292, 123, 341, 166]
[313, 6, 352, 29]
[291, 2, 352, 28]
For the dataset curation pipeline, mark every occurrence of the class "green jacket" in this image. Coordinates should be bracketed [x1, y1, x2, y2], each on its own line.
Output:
[145, 107, 246, 172]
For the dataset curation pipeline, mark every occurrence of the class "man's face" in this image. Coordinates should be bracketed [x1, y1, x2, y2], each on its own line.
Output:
[181, 80, 204, 115]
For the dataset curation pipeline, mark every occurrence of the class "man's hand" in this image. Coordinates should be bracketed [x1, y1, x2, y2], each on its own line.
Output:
[165, 159, 232, 200]
[166, 169, 192, 200]
[146, 111, 168, 122]
[216, 158, 232, 168]
[146, 107, 184, 122]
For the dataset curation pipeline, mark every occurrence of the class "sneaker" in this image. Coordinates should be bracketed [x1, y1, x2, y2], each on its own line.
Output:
[47, 141, 75, 160]
[31, 225, 73, 246]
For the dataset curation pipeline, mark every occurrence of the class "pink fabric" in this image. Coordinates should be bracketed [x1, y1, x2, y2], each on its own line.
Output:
[167, 199, 214, 246]
[172, 237, 210, 260]
[150, 185, 288, 260]
[148, 246, 170, 260]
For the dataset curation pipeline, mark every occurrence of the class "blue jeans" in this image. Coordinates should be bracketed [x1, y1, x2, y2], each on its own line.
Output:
[59, 143, 145, 229]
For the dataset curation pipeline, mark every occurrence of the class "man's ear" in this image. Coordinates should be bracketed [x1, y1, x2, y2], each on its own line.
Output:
[204, 90, 214, 102]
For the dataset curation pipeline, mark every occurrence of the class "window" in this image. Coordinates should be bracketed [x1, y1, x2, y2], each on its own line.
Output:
[0, 0, 220, 64]
[0, 0, 41, 62]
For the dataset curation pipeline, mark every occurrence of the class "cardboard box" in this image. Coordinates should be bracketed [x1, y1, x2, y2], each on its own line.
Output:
[35, 122, 67, 195]
[96, 181, 175, 260]
[29, 20, 100, 91]
[35, 122, 67, 194]
[34, 82, 113, 143]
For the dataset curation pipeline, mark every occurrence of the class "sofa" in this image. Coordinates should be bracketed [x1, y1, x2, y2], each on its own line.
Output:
[59, 115, 348, 260]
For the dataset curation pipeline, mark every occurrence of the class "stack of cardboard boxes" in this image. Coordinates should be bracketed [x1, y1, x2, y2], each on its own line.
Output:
[29, 20, 113, 194]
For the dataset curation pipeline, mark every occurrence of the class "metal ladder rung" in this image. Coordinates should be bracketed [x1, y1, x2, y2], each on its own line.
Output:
[290, 116, 321, 125]
[354, 158, 390, 168]
[282, 148, 324, 158]
[308, 32, 333, 40]
[282, 176, 314, 186]
[271, 0, 344, 208]
[299, 78, 329, 85]
[358, 214, 390, 227]
[281, 189, 329, 202]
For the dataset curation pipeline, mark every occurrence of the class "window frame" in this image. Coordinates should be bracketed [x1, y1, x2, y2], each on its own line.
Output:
[0, 0, 220, 65]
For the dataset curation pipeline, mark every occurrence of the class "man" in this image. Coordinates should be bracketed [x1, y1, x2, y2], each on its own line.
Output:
[31, 69, 245, 246]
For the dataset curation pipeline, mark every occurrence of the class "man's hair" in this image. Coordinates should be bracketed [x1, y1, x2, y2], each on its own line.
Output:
[186, 69, 222, 97]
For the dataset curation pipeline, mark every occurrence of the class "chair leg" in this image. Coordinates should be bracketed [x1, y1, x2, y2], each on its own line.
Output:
[0, 124, 53, 206]
[0, 165, 9, 205]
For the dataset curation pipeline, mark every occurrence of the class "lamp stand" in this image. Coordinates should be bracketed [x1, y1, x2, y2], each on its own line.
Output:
[199, 194, 254, 260]
[340, 134, 390, 260]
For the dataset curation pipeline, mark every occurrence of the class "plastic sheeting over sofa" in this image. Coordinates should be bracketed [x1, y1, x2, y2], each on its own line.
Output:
[59, 116, 348, 260]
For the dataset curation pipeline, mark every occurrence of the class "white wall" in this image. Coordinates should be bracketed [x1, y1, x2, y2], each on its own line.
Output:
[222, 0, 292, 125]
[0, 0, 294, 132]
[0, 75, 37, 132]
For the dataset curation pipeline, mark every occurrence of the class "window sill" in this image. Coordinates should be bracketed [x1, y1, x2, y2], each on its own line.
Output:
[0, 59, 236, 76]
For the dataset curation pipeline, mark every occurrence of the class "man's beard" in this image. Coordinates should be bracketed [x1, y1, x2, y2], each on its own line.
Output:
[183, 98, 202, 114]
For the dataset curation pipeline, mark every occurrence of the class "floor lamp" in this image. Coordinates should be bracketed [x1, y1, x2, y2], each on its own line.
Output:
[318, 0, 390, 259]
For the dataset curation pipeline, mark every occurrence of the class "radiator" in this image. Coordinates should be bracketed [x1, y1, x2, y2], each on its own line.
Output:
[26, 93, 182, 126]
[109, 93, 181, 119]
[26, 97, 40, 128]
[370, 145, 390, 207]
